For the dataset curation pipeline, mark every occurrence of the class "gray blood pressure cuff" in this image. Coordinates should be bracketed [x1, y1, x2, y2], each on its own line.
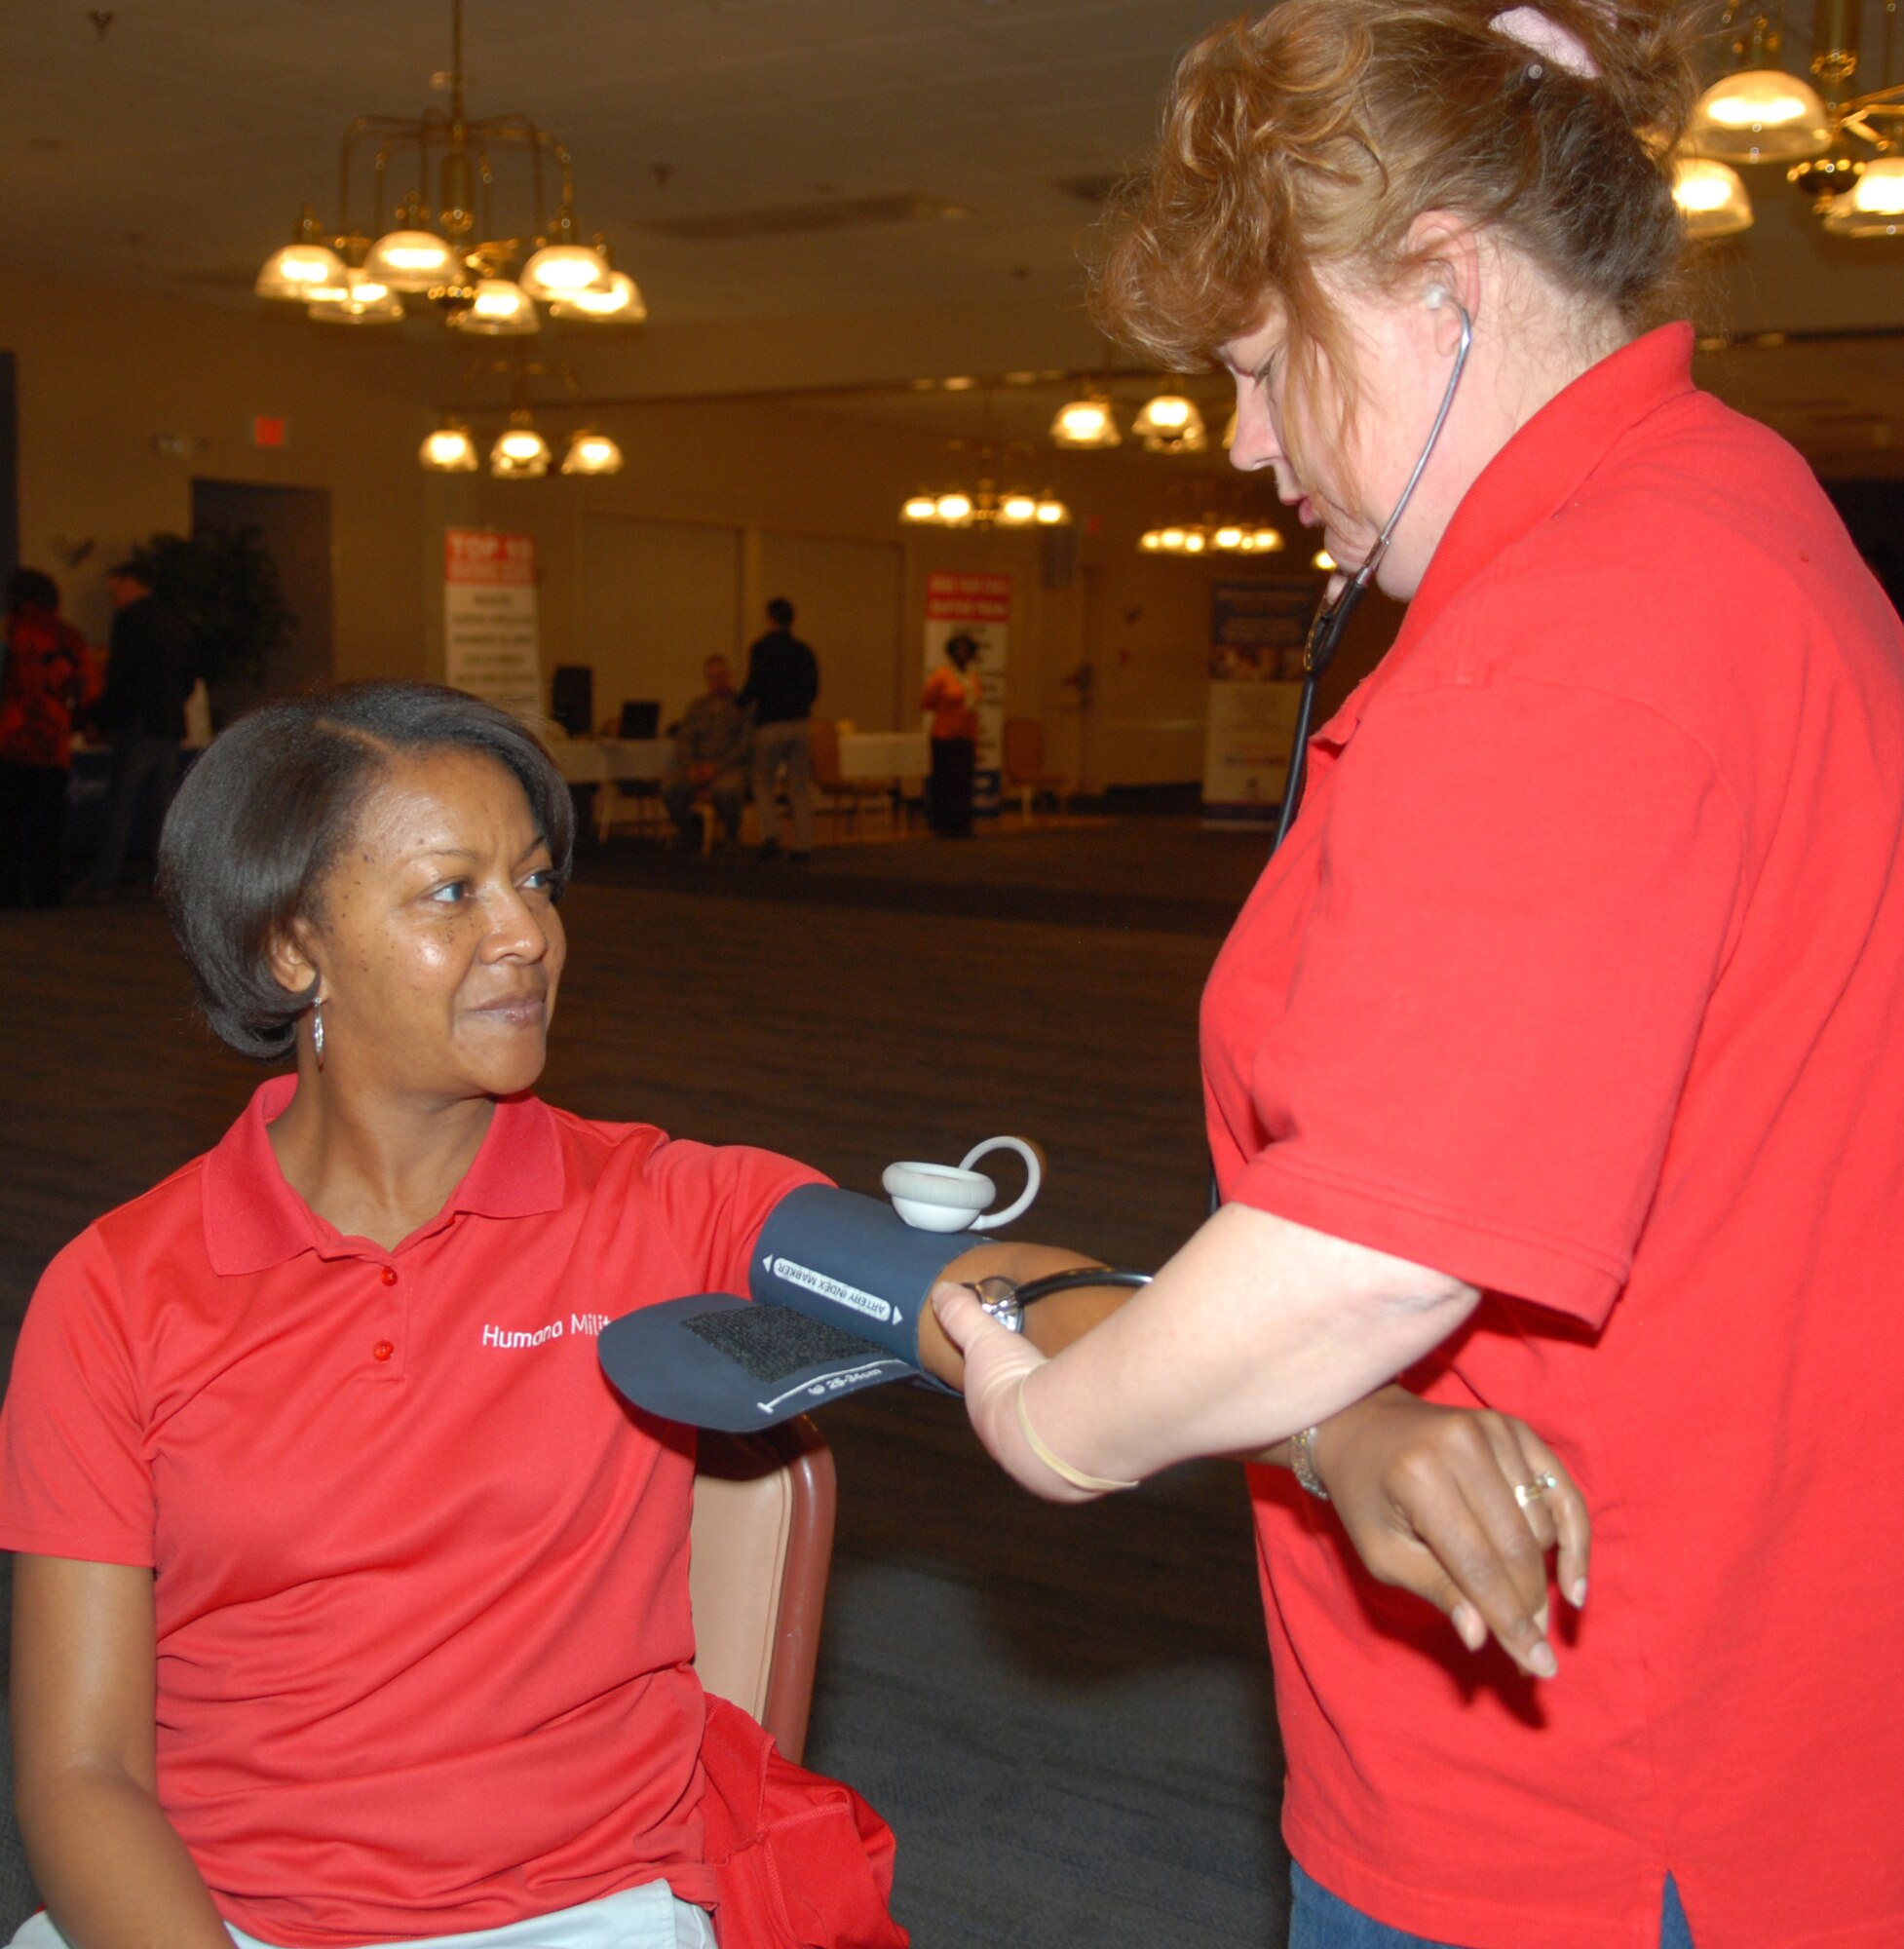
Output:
[597, 1184, 989, 1432]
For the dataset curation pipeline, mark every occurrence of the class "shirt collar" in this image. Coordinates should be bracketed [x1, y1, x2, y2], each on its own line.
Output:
[1343, 323, 1697, 719]
[203, 1076, 566, 1275]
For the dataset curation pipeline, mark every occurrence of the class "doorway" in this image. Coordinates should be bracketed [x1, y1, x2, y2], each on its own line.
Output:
[190, 479, 334, 704]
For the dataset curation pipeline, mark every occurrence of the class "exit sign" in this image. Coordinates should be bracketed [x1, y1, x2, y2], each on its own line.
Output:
[251, 416, 287, 448]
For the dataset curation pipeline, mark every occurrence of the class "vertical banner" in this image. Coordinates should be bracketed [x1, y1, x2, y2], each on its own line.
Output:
[1201, 579, 1313, 824]
[444, 529, 542, 723]
[924, 571, 1011, 817]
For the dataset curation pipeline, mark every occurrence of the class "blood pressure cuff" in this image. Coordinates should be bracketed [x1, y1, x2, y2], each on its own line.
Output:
[598, 1183, 990, 1432]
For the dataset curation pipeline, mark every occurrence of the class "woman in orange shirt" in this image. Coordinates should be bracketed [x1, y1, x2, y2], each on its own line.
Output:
[920, 631, 981, 838]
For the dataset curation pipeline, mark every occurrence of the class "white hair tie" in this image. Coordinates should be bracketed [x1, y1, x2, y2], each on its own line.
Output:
[1490, 6, 1601, 79]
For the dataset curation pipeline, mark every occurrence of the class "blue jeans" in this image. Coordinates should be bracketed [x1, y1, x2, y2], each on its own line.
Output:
[1290, 1861, 1694, 1948]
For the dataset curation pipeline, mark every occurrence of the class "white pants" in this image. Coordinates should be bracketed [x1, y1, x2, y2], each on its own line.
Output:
[8, 1880, 717, 1949]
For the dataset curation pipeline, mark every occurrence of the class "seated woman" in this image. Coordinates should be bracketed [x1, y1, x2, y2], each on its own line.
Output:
[0, 682, 1576, 1949]
[0, 683, 1141, 1949]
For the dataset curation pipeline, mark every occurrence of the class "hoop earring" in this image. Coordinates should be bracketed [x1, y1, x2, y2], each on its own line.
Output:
[312, 999, 325, 1071]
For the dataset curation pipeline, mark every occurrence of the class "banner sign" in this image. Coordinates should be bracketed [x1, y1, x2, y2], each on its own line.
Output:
[444, 529, 541, 723]
[924, 571, 1011, 817]
[1202, 578, 1314, 823]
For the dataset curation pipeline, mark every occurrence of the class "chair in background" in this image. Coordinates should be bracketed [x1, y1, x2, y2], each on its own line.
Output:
[1002, 717, 1071, 824]
[597, 699, 667, 842]
[689, 1416, 837, 1765]
[809, 716, 893, 841]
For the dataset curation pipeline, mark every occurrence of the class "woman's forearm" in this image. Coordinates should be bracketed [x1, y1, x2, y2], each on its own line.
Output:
[21, 1768, 231, 1949]
[1009, 1203, 1476, 1484]
[916, 1241, 1131, 1386]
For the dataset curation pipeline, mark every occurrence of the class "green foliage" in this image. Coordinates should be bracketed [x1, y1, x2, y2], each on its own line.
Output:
[127, 526, 293, 688]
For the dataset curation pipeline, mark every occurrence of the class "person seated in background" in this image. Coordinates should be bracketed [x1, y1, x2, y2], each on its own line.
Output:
[662, 653, 750, 850]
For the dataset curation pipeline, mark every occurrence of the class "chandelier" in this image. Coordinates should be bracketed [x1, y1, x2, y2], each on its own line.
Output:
[1138, 521, 1285, 557]
[423, 360, 625, 479]
[255, 0, 645, 330]
[1677, 1, 1904, 239]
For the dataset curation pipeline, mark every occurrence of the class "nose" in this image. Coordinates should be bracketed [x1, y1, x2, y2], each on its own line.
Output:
[1228, 381, 1280, 476]
[480, 884, 552, 964]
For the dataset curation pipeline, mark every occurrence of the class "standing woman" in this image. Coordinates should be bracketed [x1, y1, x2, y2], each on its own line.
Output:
[921, 632, 981, 838]
[0, 570, 95, 909]
[937, 5, 1904, 1946]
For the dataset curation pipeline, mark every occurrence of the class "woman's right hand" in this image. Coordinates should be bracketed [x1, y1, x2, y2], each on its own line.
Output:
[1306, 1387, 1589, 1680]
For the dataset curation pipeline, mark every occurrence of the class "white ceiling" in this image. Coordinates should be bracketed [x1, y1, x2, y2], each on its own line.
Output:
[4, 0, 1903, 466]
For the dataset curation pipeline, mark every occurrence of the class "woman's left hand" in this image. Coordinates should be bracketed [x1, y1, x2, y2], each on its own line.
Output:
[1308, 1387, 1589, 1679]
[931, 1282, 1105, 1503]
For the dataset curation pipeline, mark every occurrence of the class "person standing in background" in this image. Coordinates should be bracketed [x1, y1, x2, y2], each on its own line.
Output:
[737, 596, 818, 862]
[921, 631, 981, 838]
[662, 653, 751, 850]
[89, 560, 195, 897]
[0, 569, 96, 909]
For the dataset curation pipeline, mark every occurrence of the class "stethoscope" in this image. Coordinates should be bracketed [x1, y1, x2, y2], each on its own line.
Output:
[1209, 293, 1474, 1218]
[1268, 292, 1475, 853]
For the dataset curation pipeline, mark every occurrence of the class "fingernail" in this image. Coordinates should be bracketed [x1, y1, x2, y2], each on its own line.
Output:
[1570, 1577, 1588, 1608]
[1529, 1640, 1558, 1680]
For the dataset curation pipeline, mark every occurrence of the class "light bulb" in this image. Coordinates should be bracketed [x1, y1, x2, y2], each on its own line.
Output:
[1823, 157, 1904, 236]
[364, 227, 456, 291]
[549, 271, 646, 322]
[902, 495, 939, 522]
[1689, 70, 1830, 163]
[520, 242, 609, 299]
[1672, 157, 1753, 240]
[1313, 549, 1337, 572]
[935, 491, 973, 524]
[256, 242, 346, 299]
[1051, 395, 1121, 448]
[999, 494, 1039, 525]
[560, 429, 624, 476]
[419, 423, 478, 473]
[1035, 499, 1068, 526]
[450, 279, 539, 336]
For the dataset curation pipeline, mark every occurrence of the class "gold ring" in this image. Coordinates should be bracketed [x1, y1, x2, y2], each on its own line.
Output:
[1513, 1471, 1560, 1509]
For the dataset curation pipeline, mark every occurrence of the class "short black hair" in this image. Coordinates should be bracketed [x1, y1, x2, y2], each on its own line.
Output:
[766, 596, 795, 628]
[6, 568, 58, 613]
[105, 561, 149, 584]
[158, 681, 575, 1061]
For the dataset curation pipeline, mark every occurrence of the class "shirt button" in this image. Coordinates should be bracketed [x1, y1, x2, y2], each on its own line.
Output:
[372, 1341, 395, 1362]
[380, 1267, 399, 1286]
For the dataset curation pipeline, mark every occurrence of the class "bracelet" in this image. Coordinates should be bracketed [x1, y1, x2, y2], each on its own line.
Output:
[1289, 1425, 1331, 1502]
[1013, 1376, 1140, 1494]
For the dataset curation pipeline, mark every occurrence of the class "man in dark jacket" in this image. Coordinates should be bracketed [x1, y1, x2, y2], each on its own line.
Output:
[736, 596, 819, 860]
[89, 561, 195, 894]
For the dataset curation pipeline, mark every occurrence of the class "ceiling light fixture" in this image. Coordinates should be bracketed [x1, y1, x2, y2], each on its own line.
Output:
[1682, 2, 1904, 235]
[561, 428, 625, 477]
[255, 0, 640, 335]
[1131, 393, 1209, 453]
[1051, 393, 1121, 448]
[491, 410, 552, 479]
[419, 420, 479, 472]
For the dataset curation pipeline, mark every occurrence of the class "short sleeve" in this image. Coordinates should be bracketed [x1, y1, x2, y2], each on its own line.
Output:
[0, 1229, 156, 1566]
[1229, 676, 1743, 1325]
[642, 1140, 829, 1299]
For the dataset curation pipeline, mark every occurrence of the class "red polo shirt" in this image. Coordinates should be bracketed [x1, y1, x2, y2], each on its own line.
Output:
[1204, 326, 1904, 1948]
[0, 1079, 821, 1945]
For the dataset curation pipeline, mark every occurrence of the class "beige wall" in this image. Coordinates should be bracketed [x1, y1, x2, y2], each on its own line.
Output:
[2, 275, 1377, 789]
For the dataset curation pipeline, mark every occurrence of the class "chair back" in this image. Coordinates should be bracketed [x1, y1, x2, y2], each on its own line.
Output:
[807, 715, 844, 787]
[619, 700, 662, 740]
[690, 1417, 836, 1765]
[1003, 716, 1045, 783]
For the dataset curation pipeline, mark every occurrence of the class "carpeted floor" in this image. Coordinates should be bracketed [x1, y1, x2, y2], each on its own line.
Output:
[0, 814, 1292, 1944]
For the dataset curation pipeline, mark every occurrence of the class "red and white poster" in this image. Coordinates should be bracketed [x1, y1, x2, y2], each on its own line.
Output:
[444, 529, 541, 723]
[923, 571, 1010, 817]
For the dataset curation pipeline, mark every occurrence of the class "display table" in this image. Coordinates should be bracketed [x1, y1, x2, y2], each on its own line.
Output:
[550, 737, 670, 786]
[838, 731, 930, 782]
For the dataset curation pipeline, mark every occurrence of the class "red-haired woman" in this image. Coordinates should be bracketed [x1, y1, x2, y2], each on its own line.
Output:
[938, 6, 1904, 1946]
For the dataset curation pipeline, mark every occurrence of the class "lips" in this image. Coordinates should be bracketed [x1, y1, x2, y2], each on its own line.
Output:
[472, 991, 547, 1026]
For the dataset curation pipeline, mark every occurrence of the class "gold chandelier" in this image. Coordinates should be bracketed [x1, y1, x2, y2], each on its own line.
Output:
[1677, 1, 1904, 239]
[256, 0, 645, 330]
[423, 360, 625, 479]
